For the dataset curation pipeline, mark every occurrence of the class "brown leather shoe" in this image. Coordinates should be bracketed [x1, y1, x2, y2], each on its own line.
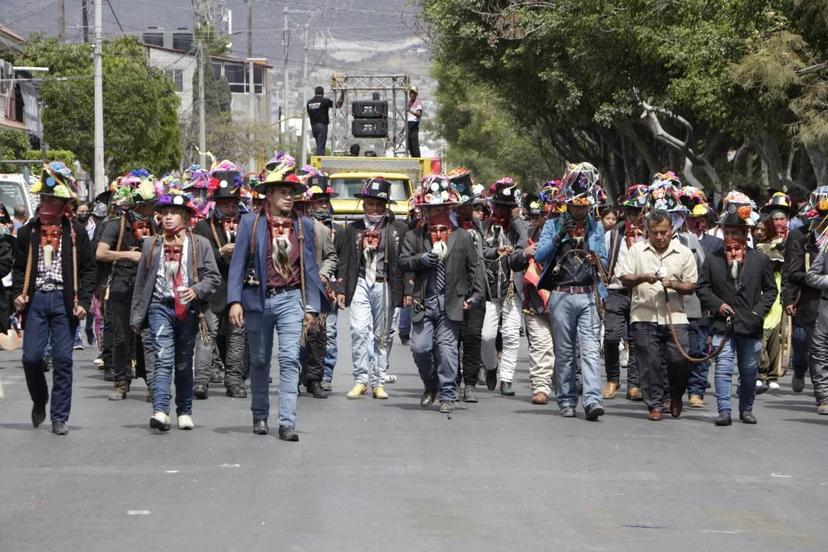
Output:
[531, 392, 548, 405]
[670, 397, 683, 418]
[647, 408, 663, 421]
[688, 395, 703, 408]
[601, 381, 620, 400]
[626, 387, 642, 401]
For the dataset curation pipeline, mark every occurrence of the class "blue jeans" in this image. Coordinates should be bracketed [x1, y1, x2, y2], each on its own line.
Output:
[22, 291, 75, 422]
[686, 319, 710, 398]
[411, 295, 460, 401]
[148, 302, 197, 416]
[349, 277, 395, 387]
[246, 289, 304, 428]
[792, 324, 811, 378]
[711, 333, 761, 413]
[398, 305, 412, 338]
[323, 304, 338, 382]
[312, 123, 328, 156]
[549, 291, 603, 410]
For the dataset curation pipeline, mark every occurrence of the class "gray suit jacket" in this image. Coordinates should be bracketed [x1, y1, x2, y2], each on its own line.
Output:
[399, 226, 486, 323]
[130, 233, 221, 328]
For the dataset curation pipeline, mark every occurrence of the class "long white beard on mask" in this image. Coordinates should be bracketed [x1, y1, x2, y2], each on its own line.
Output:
[164, 259, 180, 284]
[271, 235, 293, 278]
[729, 260, 740, 281]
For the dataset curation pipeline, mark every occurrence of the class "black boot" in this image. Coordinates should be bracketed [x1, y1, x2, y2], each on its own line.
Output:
[278, 425, 299, 442]
[307, 381, 328, 399]
[194, 383, 208, 400]
[31, 403, 46, 428]
[714, 411, 732, 426]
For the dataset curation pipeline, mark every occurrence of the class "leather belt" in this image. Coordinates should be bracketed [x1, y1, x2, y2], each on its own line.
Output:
[553, 285, 594, 294]
[266, 284, 300, 297]
[38, 282, 64, 292]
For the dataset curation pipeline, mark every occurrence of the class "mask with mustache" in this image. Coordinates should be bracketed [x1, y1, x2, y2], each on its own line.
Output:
[163, 244, 182, 284]
[724, 238, 747, 281]
[269, 216, 293, 279]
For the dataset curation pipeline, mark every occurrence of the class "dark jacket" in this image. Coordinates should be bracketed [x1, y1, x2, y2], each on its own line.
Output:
[697, 248, 778, 337]
[227, 213, 329, 314]
[336, 217, 408, 308]
[481, 218, 528, 301]
[399, 226, 486, 323]
[130, 232, 221, 328]
[194, 215, 233, 313]
[0, 234, 14, 331]
[804, 251, 828, 300]
[782, 227, 820, 326]
[12, 217, 96, 324]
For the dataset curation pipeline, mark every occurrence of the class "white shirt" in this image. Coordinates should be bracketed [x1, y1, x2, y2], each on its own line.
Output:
[153, 236, 190, 300]
[407, 97, 423, 122]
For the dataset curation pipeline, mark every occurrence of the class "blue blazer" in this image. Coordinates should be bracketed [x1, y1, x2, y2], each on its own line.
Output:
[534, 214, 609, 300]
[227, 212, 329, 314]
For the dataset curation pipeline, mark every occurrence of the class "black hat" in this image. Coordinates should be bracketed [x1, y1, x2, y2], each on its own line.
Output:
[355, 177, 396, 204]
[523, 193, 543, 216]
[490, 179, 519, 206]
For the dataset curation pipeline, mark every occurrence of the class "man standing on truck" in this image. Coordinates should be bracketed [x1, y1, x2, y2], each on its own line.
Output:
[407, 85, 423, 158]
[307, 86, 345, 157]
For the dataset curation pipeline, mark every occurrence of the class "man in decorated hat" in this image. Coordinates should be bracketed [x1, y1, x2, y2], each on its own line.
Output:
[227, 152, 330, 441]
[12, 162, 96, 435]
[697, 205, 777, 426]
[535, 162, 608, 420]
[521, 192, 555, 405]
[131, 191, 220, 432]
[96, 170, 159, 402]
[193, 163, 250, 400]
[785, 186, 828, 409]
[450, 171, 487, 401]
[335, 177, 408, 400]
[480, 177, 529, 396]
[400, 176, 485, 413]
[602, 184, 648, 402]
[291, 171, 338, 398]
[760, 191, 796, 245]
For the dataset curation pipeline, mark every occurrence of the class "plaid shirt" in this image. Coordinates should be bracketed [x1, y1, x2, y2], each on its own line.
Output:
[35, 240, 64, 288]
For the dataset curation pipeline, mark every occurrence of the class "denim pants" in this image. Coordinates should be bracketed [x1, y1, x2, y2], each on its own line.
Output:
[323, 305, 338, 382]
[549, 291, 603, 410]
[686, 319, 711, 398]
[631, 322, 689, 410]
[792, 323, 812, 378]
[398, 305, 412, 339]
[481, 295, 522, 383]
[411, 295, 460, 401]
[21, 291, 76, 422]
[147, 302, 197, 416]
[349, 277, 395, 388]
[246, 289, 303, 428]
[711, 333, 761, 414]
[312, 123, 328, 156]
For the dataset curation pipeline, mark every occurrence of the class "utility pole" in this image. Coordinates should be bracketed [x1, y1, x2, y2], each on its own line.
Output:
[58, 0, 65, 43]
[193, 0, 208, 167]
[93, 0, 105, 195]
[82, 0, 90, 43]
[299, 22, 309, 164]
[282, 7, 289, 137]
[246, 0, 253, 60]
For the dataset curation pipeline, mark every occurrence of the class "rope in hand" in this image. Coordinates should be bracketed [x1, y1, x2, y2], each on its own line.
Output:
[663, 286, 730, 363]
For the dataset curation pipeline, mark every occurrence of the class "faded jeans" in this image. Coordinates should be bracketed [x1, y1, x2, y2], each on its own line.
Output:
[147, 302, 197, 416]
[411, 294, 460, 401]
[481, 295, 522, 383]
[549, 291, 603, 410]
[246, 289, 304, 428]
[323, 305, 338, 382]
[349, 277, 396, 388]
[711, 333, 761, 414]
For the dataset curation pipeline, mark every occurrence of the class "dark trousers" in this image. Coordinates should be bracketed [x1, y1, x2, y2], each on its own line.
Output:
[458, 304, 484, 386]
[407, 121, 420, 157]
[312, 123, 328, 156]
[101, 295, 114, 370]
[603, 289, 639, 386]
[108, 292, 135, 384]
[631, 322, 689, 411]
[300, 315, 327, 386]
[21, 291, 76, 422]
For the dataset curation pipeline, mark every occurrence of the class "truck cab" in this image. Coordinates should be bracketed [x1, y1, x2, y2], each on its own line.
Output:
[0, 173, 37, 222]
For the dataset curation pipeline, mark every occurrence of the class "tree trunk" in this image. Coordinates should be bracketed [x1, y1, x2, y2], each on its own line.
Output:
[805, 145, 828, 188]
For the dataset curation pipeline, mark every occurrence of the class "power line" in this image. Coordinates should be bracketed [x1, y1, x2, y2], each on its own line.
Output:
[105, 0, 126, 34]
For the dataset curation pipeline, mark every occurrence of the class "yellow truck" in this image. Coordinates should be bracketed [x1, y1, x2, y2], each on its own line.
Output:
[309, 155, 436, 220]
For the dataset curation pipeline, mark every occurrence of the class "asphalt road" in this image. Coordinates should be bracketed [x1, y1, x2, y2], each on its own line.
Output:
[1, 318, 827, 552]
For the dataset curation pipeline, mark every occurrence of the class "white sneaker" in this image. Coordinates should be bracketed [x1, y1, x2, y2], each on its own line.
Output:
[768, 381, 780, 390]
[383, 374, 398, 384]
[93, 356, 104, 366]
[149, 411, 170, 431]
[177, 414, 194, 430]
[755, 380, 764, 388]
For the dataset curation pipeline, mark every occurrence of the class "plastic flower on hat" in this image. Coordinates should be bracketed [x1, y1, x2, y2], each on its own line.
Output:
[156, 189, 197, 213]
[418, 175, 459, 206]
[183, 163, 210, 190]
[679, 185, 708, 214]
[31, 161, 78, 199]
[207, 160, 243, 192]
[561, 162, 600, 205]
[721, 190, 759, 225]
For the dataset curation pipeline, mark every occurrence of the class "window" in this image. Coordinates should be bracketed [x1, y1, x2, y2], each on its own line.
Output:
[330, 178, 408, 201]
[224, 63, 245, 93]
[164, 69, 184, 92]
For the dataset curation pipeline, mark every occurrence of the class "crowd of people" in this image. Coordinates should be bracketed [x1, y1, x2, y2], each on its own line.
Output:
[7, 157, 828, 439]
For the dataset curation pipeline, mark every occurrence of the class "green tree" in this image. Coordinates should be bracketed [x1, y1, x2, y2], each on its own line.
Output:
[0, 128, 30, 173]
[16, 36, 182, 177]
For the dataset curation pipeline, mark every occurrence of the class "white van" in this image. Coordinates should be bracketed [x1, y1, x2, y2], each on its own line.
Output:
[0, 173, 37, 222]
